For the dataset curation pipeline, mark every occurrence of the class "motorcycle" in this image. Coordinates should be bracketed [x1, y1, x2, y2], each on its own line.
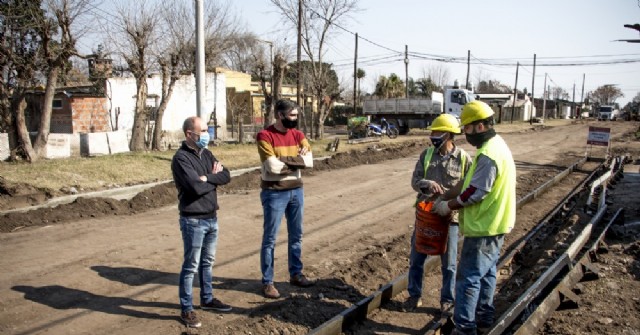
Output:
[367, 122, 399, 139]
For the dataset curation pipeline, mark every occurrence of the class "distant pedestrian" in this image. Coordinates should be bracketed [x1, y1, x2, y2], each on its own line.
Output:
[256, 99, 314, 299]
[432, 101, 516, 335]
[171, 116, 232, 328]
[405, 114, 471, 315]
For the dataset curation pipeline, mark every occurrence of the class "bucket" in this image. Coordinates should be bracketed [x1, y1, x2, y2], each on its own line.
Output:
[414, 201, 449, 255]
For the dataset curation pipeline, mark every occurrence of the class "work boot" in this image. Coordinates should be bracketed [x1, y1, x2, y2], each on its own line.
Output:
[262, 283, 281, 299]
[180, 310, 201, 328]
[440, 301, 453, 318]
[403, 296, 422, 312]
[290, 273, 315, 287]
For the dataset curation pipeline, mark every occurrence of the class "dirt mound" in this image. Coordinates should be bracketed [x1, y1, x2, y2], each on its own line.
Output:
[0, 176, 53, 211]
[0, 140, 426, 233]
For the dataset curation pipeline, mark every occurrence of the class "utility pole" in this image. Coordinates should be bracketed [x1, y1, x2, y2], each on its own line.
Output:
[296, 0, 302, 110]
[530, 54, 536, 125]
[580, 73, 585, 119]
[572, 83, 576, 118]
[353, 33, 358, 114]
[511, 62, 519, 124]
[466, 50, 471, 90]
[195, 0, 204, 118]
[542, 73, 548, 122]
[404, 45, 409, 98]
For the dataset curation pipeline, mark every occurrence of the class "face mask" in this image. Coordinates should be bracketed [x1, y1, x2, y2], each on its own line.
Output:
[282, 118, 298, 129]
[465, 128, 496, 148]
[195, 131, 210, 149]
[430, 133, 448, 150]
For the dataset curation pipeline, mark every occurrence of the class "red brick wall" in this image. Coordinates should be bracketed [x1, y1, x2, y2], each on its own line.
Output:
[70, 97, 111, 133]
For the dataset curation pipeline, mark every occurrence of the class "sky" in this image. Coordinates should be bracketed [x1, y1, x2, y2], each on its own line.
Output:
[232, 0, 640, 106]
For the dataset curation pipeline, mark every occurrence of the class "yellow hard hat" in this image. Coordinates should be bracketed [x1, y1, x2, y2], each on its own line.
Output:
[429, 114, 461, 134]
[460, 100, 495, 126]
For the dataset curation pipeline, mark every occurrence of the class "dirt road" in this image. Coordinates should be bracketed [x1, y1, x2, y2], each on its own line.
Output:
[0, 121, 638, 335]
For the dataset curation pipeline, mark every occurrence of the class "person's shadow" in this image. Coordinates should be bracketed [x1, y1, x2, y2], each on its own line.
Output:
[90, 265, 370, 330]
[12, 285, 178, 321]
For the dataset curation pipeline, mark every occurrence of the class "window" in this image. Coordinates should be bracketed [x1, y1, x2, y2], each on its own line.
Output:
[52, 99, 63, 109]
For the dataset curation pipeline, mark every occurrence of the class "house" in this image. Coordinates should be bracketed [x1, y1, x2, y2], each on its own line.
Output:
[107, 69, 227, 142]
[475, 93, 539, 122]
[222, 68, 312, 137]
[25, 85, 110, 134]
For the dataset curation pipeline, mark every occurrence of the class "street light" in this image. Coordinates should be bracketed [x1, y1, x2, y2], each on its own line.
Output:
[257, 39, 274, 127]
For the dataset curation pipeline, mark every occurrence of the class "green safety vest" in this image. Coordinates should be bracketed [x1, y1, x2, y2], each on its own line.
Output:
[461, 135, 516, 237]
[415, 147, 466, 206]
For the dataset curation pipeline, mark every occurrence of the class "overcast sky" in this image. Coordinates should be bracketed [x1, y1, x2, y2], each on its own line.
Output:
[235, 0, 640, 106]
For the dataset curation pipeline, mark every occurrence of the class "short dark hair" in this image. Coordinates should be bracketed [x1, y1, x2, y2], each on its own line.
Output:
[182, 116, 197, 134]
[275, 99, 298, 116]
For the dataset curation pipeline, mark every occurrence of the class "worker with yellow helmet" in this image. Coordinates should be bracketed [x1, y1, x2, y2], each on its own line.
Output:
[405, 113, 472, 315]
[432, 100, 516, 335]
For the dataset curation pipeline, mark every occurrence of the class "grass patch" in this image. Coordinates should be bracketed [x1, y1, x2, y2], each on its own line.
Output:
[0, 135, 423, 193]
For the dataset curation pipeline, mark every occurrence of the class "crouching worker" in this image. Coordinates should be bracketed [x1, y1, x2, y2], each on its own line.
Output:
[405, 114, 471, 316]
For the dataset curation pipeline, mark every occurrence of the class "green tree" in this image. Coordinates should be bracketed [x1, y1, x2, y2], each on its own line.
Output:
[356, 67, 365, 105]
[374, 73, 404, 98]
[413, 77, 441, 97]
[476, 80, 512, 94]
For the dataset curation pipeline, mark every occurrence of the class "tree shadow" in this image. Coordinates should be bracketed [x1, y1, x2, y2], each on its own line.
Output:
[12, 285, 178, 321]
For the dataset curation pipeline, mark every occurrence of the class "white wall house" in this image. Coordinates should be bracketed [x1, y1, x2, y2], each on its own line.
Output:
[106, 71, 227, 140]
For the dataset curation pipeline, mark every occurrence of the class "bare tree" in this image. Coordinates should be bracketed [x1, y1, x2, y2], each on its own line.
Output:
[270, 0, 359, 139]
[107, 1, 160, 151]
[1, 0, 43, 161]
[422, 64, 450, 89]
[588, 84, 624, 105]
[551, 86, 570, 100]
[1, 0, 94, 162]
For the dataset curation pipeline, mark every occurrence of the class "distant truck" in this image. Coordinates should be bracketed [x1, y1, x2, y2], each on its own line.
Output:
[363, 87, 475, 135]
[597, 105, 620, 121]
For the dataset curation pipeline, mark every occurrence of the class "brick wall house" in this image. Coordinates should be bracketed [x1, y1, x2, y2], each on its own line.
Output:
[26, 86, 110, 134]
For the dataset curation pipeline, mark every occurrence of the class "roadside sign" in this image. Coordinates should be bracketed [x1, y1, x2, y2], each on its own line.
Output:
[587, 126, 610, 146]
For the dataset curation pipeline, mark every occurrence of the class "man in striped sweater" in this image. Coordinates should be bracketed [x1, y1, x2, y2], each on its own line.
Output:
[256, 99, 314, 299]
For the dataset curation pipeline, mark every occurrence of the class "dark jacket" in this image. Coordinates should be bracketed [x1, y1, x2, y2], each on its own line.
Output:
[171, 141, 231, 218]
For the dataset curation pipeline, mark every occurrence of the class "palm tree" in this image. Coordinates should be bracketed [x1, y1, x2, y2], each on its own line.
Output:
[374, 73, 405, 99]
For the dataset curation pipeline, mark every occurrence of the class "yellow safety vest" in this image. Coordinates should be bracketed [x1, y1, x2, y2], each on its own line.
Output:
[461, 135, 516, 237]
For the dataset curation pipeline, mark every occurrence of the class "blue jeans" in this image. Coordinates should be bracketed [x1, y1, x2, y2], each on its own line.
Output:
[260, 188, 304, 284]
[453, 235, 504, 334]
[179, 217, 219, 313]
[408, 224, 459, 304]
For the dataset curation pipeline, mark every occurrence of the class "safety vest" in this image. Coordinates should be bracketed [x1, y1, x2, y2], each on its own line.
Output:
[422, 147, 466, 178]
[461, 135, 516, 237]
[415, 147, 466, 206]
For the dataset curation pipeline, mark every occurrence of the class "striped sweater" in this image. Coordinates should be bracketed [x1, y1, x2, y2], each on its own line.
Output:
[256, 125, 313, 190]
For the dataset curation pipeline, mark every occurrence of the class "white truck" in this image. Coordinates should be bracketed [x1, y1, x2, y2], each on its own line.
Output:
[597, 105, 620, 121]
[362, 86, 475, 134]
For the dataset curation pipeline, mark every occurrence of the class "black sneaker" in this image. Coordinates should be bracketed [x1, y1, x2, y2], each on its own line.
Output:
[181, 310, 201, 328]
[201, 297, 232, 312]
